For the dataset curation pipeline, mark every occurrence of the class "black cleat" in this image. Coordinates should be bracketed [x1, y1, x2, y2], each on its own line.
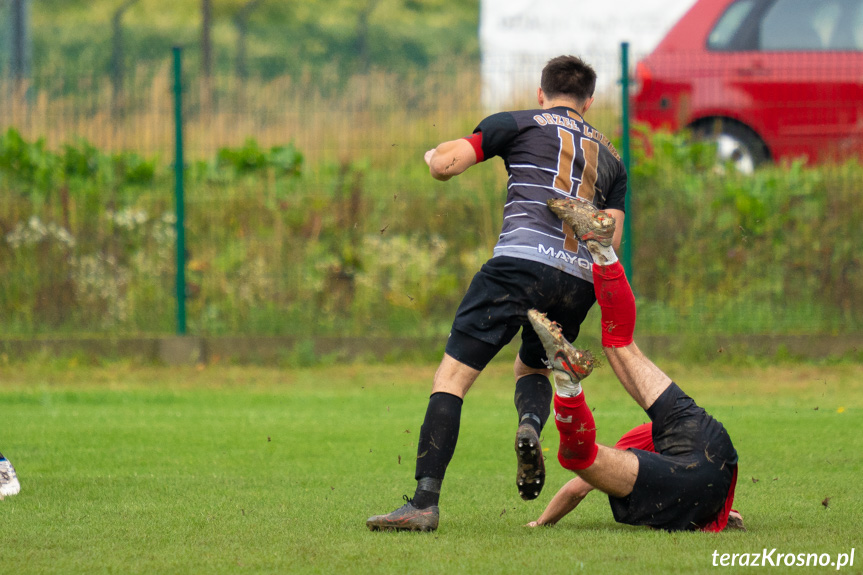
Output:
[366, 495, 439, 532]
[515, 423, 545, 501]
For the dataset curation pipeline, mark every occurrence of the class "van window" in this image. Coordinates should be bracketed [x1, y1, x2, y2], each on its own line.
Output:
[708, 0, 758, 50]
[856, 1, 863, 49]
[827, 0, 863, 50]
[760, 0, 862, 51]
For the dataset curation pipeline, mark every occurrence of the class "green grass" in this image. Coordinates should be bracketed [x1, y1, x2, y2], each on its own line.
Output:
[1, 358, 861, 574]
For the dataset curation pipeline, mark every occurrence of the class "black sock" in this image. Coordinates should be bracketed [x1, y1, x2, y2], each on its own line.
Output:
[514, 373, 552, 434]
[412, 477, 442, 508]
[413, 392, 462, 507]
[519, 413, 542, 435]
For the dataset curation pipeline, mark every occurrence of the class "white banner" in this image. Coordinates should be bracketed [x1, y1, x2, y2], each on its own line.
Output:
[480, 0, 696, 109]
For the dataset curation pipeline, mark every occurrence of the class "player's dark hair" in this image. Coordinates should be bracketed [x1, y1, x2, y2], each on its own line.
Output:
[541, 55, 597, 103]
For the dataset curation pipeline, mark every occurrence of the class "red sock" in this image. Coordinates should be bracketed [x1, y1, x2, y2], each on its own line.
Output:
[592, 261, 636, 347]
[554, 392, 598, 470]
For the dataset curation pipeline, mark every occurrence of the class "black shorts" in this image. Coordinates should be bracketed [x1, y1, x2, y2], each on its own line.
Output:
[444, 256, 595, 371]
[608, 383, 738, 531]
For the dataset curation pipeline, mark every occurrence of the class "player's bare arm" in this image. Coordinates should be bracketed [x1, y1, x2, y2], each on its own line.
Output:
[424, 138, 477, 181]
[526, 476, 594, 527]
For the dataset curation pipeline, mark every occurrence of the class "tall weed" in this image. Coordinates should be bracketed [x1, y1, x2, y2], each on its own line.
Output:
[1, 125, 861, 337]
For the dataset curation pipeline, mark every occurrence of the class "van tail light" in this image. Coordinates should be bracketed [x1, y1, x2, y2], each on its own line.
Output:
[634, 61, 652, 96]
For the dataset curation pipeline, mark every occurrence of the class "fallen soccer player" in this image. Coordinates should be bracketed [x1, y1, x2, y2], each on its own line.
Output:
[526, 422, 744, 531]
[526, 198, 740, 531]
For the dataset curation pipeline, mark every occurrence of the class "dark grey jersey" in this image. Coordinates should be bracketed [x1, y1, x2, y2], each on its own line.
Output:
[472, 106, 627, 282]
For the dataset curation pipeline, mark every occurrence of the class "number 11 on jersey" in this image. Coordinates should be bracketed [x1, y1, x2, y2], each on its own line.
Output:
[555, 127, 599, 251]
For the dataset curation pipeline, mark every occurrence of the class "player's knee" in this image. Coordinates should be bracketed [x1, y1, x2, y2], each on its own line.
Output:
[513, 355, 549, 380]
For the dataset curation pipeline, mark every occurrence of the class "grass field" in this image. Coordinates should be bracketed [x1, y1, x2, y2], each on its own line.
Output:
[0, 357, 861, 574]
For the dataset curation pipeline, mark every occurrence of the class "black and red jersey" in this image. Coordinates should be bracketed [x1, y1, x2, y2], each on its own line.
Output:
[465, 106, 627, 283]
[613, 422, 739, 532]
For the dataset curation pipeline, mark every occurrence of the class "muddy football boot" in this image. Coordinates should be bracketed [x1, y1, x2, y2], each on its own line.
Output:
[515, 423, 545, 501]
[547, 198, 616, 247]
[0, 456, 20, 498]
[366, 495, 439, 532]
[527, 309, 595, 397]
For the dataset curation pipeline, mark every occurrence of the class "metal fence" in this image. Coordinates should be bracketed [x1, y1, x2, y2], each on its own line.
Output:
[1, 47, 861, 341]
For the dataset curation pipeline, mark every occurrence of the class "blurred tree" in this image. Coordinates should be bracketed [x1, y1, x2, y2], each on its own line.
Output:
[9, 0, 33, 81]
[201, 0, 212, 78]
[27, 0, 480, 79]
[111, 0, 139, 116]
[354, 0, 381, 72]
[233, 0, 262, 78]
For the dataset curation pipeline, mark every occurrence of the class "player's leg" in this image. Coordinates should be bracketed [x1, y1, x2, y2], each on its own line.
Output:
[0, 451, 20, 498]
[530, 422, 656, 526]
[603, 344, 672, 411]
[527, 310, 639, 499]
[513, 260, 596, 501]
[512, 355, 552, 500]
[368, 258, 523, 532]
[548, 389, 640, 497]
[412, 352, 481, 505]
[366, 352, 479, 532]
[549, 198, 672, 410]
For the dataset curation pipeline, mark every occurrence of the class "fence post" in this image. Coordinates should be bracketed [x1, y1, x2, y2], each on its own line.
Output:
[620, 41, 633, 281]
[172, 46, 187, 335]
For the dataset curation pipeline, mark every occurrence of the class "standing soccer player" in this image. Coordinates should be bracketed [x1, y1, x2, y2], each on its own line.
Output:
[367, 55, 628, 532]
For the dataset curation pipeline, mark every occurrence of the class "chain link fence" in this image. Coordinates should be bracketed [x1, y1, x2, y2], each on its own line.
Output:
[1, 43, 861, 341]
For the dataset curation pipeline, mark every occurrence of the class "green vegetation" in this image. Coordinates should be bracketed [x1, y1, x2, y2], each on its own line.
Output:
[1, 126, 861, 337]
[0, 360, 861, 573]
[5, 0, 860, 342]
[629, 128, 863, 335]
[28, 0, 480, 80]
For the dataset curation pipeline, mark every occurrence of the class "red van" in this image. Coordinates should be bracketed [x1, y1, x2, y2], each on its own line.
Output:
[632, 0, 863, 172]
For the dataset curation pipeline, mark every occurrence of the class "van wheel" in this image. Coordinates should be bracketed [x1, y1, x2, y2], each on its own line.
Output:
[692, 120, 769, 174]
